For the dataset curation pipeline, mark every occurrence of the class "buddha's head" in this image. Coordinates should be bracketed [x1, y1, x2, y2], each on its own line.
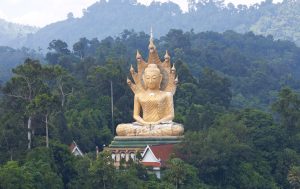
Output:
[143, 64, 162, 90]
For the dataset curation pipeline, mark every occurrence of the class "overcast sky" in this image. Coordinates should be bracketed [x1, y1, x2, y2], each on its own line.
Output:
[0, 0, 283, 27]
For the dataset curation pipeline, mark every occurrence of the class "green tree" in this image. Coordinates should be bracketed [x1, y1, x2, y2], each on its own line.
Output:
[0, 161, 33, 189]
[198, 68, 232, 108]
[2, 59, 46, 149]
[272, 88, 300, 134]
[88, 151, 115, 189]
[48, 40, 71, 55]
[46, 40, 72, 66]
[0, 111, 27, 162]
[163, 158, 199, 189]
[177, 125, 277, 188]
[288, 166, 300, 189]
[25, 160, 63, 189]
[44, 65, 75, 108]
[73, 38, 89, 59]
[27, 94, 60, 148]
[51, 142, 77, 188]
[67, 156, 91, 189]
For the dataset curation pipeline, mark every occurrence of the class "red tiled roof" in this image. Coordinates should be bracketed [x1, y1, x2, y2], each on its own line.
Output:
[149, 144, 174, 162]
[142, 162, 161, 167]
[69, 142, 76, 152]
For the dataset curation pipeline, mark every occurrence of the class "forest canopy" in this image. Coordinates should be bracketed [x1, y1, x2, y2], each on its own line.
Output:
[1, 29, 300, 188]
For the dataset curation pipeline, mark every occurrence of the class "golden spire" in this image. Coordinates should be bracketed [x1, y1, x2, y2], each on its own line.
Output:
[148, 28, 160, 65]
[164, 50, 170, 61]
[148, 27, 156, 52]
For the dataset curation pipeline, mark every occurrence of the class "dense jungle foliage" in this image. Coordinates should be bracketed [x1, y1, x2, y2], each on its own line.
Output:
[1, 30, 300, 188]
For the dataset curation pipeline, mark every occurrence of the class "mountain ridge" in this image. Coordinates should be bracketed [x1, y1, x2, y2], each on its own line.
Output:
[1, 0, 300, 50]
[0, 18, 38, 48]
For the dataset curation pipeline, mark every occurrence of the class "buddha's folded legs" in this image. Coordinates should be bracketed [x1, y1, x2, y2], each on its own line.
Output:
[116, 122, 184, 136]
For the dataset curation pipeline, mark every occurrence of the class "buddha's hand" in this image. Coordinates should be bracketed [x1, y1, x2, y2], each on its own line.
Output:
[145, 119, 173, 125]
[136, 120, 155, 125]
[137, 120, 161, 125]
[146, 121, 163, 125]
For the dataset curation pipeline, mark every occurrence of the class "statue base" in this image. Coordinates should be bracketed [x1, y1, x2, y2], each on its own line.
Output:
[110, 136, 183, 148]
[105, 136, 184, 167]
[116, 122, 184, 136]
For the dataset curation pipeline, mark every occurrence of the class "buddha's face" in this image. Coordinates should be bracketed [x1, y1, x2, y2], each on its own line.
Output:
[143, 65, 162, 90]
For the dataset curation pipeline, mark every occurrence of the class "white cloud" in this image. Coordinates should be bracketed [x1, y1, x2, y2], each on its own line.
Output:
[11, 11, 50, 27]
[0, 9, 8, 20]
[0, 0, 99, 27]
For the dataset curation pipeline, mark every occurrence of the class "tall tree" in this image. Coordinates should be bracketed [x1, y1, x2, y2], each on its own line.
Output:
[73, 37, 89, 59]
[272, 88, 300, 134]
[2, 59, 46, 149]
[44, 65, 75, 108]
[164, 158, 199, 189]
[27, 94, 60, 148]
[88, 151, 116, 189]
[48, 40, 71, 55]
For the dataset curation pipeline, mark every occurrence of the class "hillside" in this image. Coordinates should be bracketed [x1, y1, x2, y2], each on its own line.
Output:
[20, 0, 300, 51]
[24, 0, 184, 51]
[251, 0, 300, 45]
[0, 18, 38, 48]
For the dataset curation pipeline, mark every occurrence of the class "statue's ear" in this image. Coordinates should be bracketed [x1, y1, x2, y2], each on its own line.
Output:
[143, 75, 148, 89]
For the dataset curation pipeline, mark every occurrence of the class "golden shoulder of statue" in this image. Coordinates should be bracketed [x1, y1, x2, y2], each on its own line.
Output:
[116, 34, 184, 136]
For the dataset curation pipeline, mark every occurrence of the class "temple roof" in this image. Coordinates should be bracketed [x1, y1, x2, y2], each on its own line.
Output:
[142, 144, 175, 167]
[69, 141, 84, 157]
[150, 144, 174, 162]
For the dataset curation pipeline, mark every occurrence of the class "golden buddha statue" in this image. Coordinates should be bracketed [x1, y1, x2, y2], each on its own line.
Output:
[116, 34, 184, 136]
